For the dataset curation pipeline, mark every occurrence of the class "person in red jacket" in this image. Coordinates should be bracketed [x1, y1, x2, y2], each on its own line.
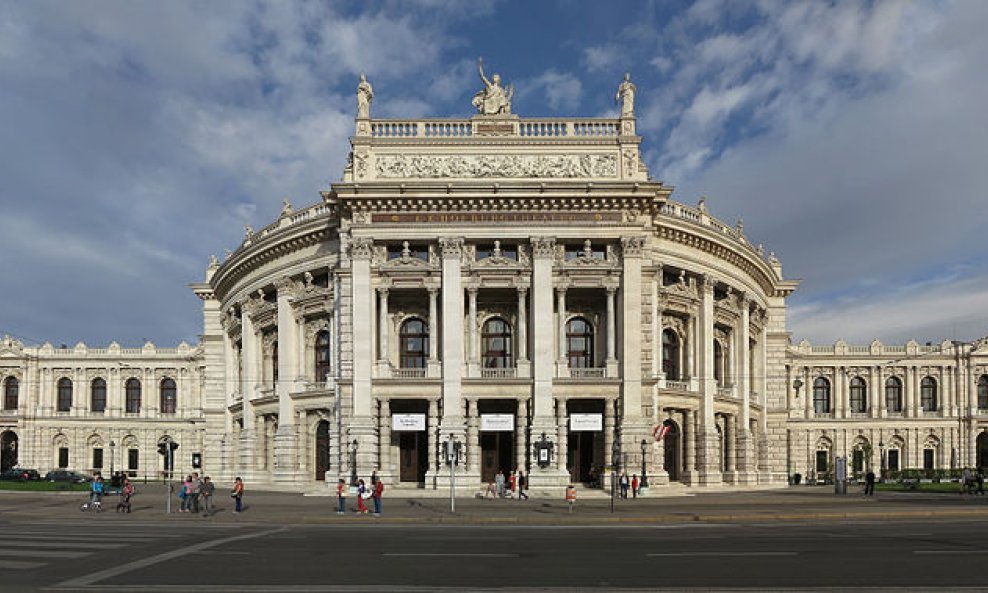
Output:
[632, 474, 640, 499]
[372, 478, 384, 516]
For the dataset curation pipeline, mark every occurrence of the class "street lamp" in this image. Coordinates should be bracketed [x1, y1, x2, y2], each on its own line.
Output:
[879, 440, 886, 482]
[349, 439, 359, 486]
[109, 439, 116, 478]
[610, 439, 621, 514]
[640, 439, 649, 488]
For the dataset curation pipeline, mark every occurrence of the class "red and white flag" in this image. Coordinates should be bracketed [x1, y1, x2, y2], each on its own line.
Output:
[653, 422, 671, 442]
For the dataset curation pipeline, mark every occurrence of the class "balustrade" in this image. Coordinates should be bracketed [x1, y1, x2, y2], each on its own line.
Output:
[569, 367, 606, 379]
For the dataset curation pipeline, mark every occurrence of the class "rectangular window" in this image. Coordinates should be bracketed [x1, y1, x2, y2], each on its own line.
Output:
[128, 449, 139, 477]
[92, 448, 103, 470]
[852, 449, 863, 473]
[888, 450, 900, 472]
[815, 450, 829, 473]
[923, 449, 935, 470]
[58, 447, 69, 469]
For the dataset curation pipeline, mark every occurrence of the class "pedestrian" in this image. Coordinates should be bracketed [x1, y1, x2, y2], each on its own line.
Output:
[495, 470, 505, 498]
[371, 469, 378, 485]
[978, 468, 985, 495]
[231, 476, 244, 513]
[336, 478, 347, 515]
[631, 474, 639, 499]
[372, 477, 384, 516]
[116, 477, 134, 513]
[962, 468, 974, 494]
[508, 471, 517, 499]
[200, 476, 215, 517]
[619, 472, 630, 499]
[190, 472, 202, 513]
[864, 469, 875, 496]
[356, 479, 369, 514]
[180, 475, 192, 512]
[90, 474, 104, 512]
[517, 470, 528, 500]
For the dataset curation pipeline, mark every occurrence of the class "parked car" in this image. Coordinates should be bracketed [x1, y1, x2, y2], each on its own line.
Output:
[44, 470, 91, 484]
[0, 468, 42, 481]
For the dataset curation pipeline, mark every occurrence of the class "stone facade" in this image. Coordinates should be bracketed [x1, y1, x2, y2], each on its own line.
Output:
[1, 73, 986, 492]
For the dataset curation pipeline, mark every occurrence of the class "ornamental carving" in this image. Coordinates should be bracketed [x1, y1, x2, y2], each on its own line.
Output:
[438, 237, 464, 259]
[350, 238, 374, 261]
[530, 237, 556, 259]
[274, 276, 301, 299]
[374, 154, 618, 179]
[621, 236, 646, 258]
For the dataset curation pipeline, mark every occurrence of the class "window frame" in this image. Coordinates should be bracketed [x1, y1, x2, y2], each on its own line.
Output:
[56, 378, 73, 412]
[921, 376, 938, 412]
[813, 377, 831, 414]
[315, 330, 332, 382]
[125, 378, 142, 414]
[885, 377, 903, 413]
[398, 318, 429, 369]
[3, 377, 18, 410]
[159, 378, 177, 414]
[565, 317, 594, 369]
[849, 377, 867, 413]
[481, 317, 513, 369]
[90, 378, 107, 413]
[661, 329, 681, 381]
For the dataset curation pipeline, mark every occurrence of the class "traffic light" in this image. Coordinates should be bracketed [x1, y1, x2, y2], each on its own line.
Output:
[157, 443, 167, 456]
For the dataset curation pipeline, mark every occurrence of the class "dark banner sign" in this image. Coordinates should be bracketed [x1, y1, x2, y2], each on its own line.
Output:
[370, 212, 623, 224]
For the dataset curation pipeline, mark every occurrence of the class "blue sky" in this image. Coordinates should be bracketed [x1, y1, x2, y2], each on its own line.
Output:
[1, 0, 986, 347]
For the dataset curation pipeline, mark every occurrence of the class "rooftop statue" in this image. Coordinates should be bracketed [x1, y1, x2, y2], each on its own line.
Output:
[356, 73, 374, 119]
[615, 72, 636, 118]
[472, 58, 513, 116]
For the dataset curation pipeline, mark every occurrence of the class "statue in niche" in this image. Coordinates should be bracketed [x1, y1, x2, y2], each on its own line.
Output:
[356, 73, 374, 119]
[472, 58, 513, 115]
[615, 72, 636, 117]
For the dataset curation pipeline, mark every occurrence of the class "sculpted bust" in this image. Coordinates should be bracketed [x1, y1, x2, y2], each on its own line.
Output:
[472, 58, 513, 115]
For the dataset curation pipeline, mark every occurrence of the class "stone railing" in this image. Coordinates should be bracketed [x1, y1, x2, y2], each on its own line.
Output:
[814, 411, 833, 419]
[665, 380, 690, 391]
[922, 409, 941, 418]
[570, 367, 606, 379]
[481, 368, 516, 379]
[369, 117, 620, 139]
[657, 201, 763, 263]
[849, 412, 869, 418]
[886, 411, 903, 418]
[392, 368, 427, 379]
[717, 386, 735, 398]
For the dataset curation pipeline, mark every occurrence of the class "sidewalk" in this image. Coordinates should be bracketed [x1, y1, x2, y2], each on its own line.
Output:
[5, 484, 988, 526]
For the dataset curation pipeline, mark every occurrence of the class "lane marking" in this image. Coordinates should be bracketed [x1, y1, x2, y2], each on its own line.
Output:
[0, 560, 47, 569]
[0, 541, 124, 550]
[647, 551, 797, 557]
[382, 553, 519, 558]
[914, 550, 988, 555]
[52, 526, 287, 589]
[0, 549, 90, 559]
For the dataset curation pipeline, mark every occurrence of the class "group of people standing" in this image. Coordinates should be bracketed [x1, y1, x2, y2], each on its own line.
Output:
[337, 470, 384, 516]
[87, 472, 135, 513]
[618, 472, 642, 499]
[177, 472, 227, 516]
[485, 469, 528, 499]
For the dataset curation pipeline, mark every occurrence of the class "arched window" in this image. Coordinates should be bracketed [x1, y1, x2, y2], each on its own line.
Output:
[662, 329, 680, 381]
[885, 377, 902, 413]
[813, 377, 831, 414]
[57, 378, 72, 412]
[399, 319, 428, 369]
[160, 378, 177, 414]
[849, 377, 867, 413]
[3, 377, 18, 410]
[713, 341, 725, 386]
[315, 331, 332, 382]
[482, 317, 513, 369]
[91, 378, 107, 413]
[125, 378, 141, 414]
[921, 377, 938, 412]
[566, 317, 594, 369]
[978, 375, 988, 410]
[271, 341, 279, 384]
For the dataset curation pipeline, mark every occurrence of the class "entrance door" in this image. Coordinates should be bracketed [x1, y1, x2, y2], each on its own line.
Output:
[0, 431, 16, 472]
[663, 422, 681, 482]
[399, 432, 427, 483]
[978, 432, 988, 469]
[480, 432, 513, 483]
[314, 421, 330, 480]
[568, 432, 598, 486]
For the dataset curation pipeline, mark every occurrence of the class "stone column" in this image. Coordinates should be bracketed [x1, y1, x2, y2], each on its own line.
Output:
[466, 400, 479, 474]
[379, 398, 392, 481]
[654, 280, 664, 379]
[427, 287, 440, 377]
[603, 399, 615, 491]
[804, 366, 813, 418]
[619, 236, 648, 465]
[736, 296, 753, 483]
[516, 286, 530, 377]
[556, 399, 568, 473]
[696, 275, 721, 485]
[426, 398, 439, 486]
[869, 366, 879, 418]
[516, 399, 528, 472]
[438, 238, 465, 486]
[377, 287, 390, 372]
[349, 237, 377, 476]
[273, 276, 302, 484]
[555, 285, 569, 377]
[686, 312, 696, 383]
[467, 286, 479, 376]
[605, 285, 617, 366]
[239, 300, 259, 479]
[685, 409, 697, 484]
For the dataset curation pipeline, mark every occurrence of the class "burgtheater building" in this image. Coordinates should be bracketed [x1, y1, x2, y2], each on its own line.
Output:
[2, 70, 987, 492]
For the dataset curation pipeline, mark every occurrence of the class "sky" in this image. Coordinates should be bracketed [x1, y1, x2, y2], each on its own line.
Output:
[1, 0, 986, 348]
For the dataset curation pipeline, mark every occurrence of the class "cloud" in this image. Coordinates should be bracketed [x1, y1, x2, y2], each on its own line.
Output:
[521, 70, 583, 112]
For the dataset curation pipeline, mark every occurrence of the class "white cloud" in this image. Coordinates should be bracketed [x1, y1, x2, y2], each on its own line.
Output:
[521, 70, 583, 112]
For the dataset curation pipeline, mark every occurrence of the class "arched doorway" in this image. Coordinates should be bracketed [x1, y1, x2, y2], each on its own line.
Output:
[315, 420, 330, 480]
[662, 420, 681, 482]
[977, 431, 988, 470]
[0, 431, 17, 472]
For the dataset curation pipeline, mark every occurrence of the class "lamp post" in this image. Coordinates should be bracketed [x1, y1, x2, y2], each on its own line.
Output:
[349, 439, 359, 487]
[640, 439, 649, 488]
[610, 439, 621, 514]
[879, 440, 886, 482]
[109, 440, 116, 478]
[445, 435, 460, 513]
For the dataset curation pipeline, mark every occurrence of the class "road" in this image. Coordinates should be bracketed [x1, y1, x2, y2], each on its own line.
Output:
[6, 517, 988, 591]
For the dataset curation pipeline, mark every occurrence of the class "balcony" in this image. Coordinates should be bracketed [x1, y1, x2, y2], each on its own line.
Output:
[849, 412, 869, 419]
[717, 386, 735, 398]
[664, 380, 690, 392]
[814, 411, 834, 419]
[922, 409, 941, 418]
[569, 368, 606, 379]
[392, 368, 427, 379]
[481, 368, 517, 379]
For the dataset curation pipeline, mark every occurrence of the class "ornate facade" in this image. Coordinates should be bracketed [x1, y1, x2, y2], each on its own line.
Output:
[1, 71, 986, 491]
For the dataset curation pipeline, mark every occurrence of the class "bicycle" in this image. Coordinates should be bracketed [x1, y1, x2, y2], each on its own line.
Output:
[80, 494, 103, 513]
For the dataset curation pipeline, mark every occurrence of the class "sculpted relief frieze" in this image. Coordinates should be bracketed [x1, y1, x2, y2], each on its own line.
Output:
[373, 154, 618, 179]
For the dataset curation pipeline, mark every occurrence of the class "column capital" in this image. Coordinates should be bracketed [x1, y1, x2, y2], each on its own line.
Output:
[438, 237, 464, 258]
[530, 236, 556, 259]
[274, 275, 300, 297]
[377, 286, 390, 297]
[620, 235, 646, 258]
[350, 237, 374, 260]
